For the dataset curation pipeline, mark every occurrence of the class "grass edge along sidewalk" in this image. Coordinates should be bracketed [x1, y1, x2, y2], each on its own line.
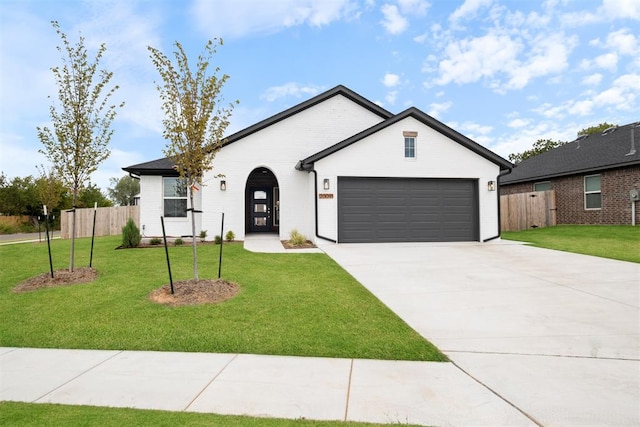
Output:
[0, 235, 445, 362]
[501, 224, 640, 263]
[0, 402, 425, 427]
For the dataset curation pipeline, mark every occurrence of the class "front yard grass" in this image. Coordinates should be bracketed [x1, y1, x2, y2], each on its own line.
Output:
[0, 402, 424, 427]
[0, 236, 445, 362]
[501, 225, 640, 263]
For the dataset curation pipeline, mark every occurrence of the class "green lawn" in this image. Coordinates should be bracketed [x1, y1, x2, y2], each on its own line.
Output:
[0, 402, 423, 427]
[0, 236, 444, 361]
[501, 225, 640, 263]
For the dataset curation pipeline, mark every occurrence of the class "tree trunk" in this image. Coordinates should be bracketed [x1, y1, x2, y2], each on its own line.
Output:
[69, 189, 77, 272]
[190, 186, 199, 281]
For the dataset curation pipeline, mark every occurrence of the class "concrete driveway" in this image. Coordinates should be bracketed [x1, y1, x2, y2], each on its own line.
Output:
[320, 240, 640, 426]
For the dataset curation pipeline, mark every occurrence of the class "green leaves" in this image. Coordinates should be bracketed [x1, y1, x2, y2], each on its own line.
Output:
[148, 39, 237, 186]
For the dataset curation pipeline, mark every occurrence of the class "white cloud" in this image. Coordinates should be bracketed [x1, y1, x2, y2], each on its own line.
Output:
[600, 0, 640, 20]
[449, 0, 493, 22]
[460, 121, 493, 134]
[385, 90, 398, 105]
[427, 101, 452, 118]
[508, 118, 530, 128]
[398, 0, 430, 15]
[382, 73, 401, 87]
[595, 52, 618, 71]
[260, 83, 323, 102]
[605, 29, 638, 55]
[380, 4, 408, 34]
[435, 31, 522, 86]
[191, 0, 359, 38]
[582, 73, 603, 86]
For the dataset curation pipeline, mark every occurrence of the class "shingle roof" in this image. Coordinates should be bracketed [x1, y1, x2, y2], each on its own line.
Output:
[122, 157, 177, 176]
[123, 85, 393, 175]
[501, 121, 640, 185]
[298, 107, 512, 170]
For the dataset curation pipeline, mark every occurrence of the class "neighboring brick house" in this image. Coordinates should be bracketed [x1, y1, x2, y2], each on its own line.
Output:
[501, 121, 640, 225]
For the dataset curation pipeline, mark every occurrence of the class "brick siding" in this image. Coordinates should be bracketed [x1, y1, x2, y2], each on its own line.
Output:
[501, 165, 640, 225]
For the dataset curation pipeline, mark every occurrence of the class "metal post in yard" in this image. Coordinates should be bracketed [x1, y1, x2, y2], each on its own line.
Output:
[218, 212, 224, 279]
[89, 202, 97, 268]
[44, 206, 54, 278]
[160, 216, 174, 294]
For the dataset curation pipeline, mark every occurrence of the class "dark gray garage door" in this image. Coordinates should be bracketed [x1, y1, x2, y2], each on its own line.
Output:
[338, 177, 479, 243]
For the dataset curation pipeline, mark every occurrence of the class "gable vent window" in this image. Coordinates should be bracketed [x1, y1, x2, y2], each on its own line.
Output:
[584, 174, 601, 210]
[163, 177, 188, 217]
[403, 131, 417, 159]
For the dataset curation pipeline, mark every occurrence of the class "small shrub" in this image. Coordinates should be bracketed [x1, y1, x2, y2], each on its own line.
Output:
[225, 230, 235, 242]
[149, 237, 162, 245]
[121, 218, 141, 248]
[174, 238, 184, 246]
[199, 230, 207, 242]
[214, 235, 222, 244]
[289, 229, 307, 246]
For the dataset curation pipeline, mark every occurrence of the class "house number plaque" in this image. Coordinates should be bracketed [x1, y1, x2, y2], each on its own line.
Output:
[319, 193, 334, 199]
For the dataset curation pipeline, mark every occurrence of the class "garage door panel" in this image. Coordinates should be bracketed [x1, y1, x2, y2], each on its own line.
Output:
[338, 177, 478, 243]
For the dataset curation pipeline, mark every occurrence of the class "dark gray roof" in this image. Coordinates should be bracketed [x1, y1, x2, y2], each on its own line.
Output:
[298, 107, 512, 171]
[123, 85, 393, 175]
[122, 157, 177, 176]
[501, 121, 640, 184]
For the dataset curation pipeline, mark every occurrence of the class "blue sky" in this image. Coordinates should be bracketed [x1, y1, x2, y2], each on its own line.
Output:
[1, 0, 639, 191]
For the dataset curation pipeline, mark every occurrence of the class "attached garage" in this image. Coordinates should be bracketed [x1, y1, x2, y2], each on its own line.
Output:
[338, 177, 479, 243]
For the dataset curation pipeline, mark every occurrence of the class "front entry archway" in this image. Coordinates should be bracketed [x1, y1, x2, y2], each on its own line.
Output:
[245, 167, 280, 233]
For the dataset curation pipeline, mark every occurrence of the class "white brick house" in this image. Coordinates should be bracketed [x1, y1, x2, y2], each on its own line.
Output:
[123, 85, 512, 243]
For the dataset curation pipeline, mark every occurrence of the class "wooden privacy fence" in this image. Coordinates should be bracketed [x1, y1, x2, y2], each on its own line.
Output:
[61, 206, 139, 239]
[500, 190, 557, 232]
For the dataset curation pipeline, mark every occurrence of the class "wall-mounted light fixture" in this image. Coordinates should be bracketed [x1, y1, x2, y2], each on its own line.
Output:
[323, 178, 330, 190]
[220, 180, 226, 191]
[487, 180, 496, 191]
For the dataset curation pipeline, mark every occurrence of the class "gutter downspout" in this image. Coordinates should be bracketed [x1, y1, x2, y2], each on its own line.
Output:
[296, 161, 337, 243]
[483, 168, 513, 242]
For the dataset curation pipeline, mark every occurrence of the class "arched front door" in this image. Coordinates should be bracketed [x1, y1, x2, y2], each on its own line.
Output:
[245, 167, 279, 233]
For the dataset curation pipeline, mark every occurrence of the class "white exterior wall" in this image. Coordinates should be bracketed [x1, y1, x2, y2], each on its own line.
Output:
[138, 175, 202, 238]
[314, 117, 502, 242]
[192, 94, 387, 241]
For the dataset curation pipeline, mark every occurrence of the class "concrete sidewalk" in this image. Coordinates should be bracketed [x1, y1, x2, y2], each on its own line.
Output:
[0, 347, 535, 425]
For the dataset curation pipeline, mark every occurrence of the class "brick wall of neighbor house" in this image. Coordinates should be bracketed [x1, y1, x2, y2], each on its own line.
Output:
[501, 166, 640, 225]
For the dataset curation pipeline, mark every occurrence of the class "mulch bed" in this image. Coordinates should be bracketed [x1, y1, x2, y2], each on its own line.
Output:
[13, 267, 98, 293]
[281, 240, 316, 249]
[148, 279, 239, 306]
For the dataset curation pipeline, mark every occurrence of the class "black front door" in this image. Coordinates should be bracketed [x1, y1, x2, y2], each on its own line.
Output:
[250, 188, 271, 232]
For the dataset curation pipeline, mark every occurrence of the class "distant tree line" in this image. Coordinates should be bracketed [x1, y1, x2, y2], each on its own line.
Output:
[0, 172, 138, 218]
[508, 122, 615, 164]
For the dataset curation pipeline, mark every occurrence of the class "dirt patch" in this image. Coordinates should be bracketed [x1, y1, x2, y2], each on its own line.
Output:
[13, 267, 98, 293]
[281, 240, 317, 249]
[149, 279, 239, 307]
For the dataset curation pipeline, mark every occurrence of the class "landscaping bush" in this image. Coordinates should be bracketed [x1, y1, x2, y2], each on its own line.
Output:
[289, 229, 307, 246]
[121, 218, 141, 248]
[174, 238, 184, 246]
[199, 230, 207, 242]
[149, 237, 162, 245]
[225, 230, 235, 242]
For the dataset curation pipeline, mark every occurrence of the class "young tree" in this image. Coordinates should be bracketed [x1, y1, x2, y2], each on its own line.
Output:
[37, 21, 124, 271]
[148, 39, 237, 281]
[107, 175, 140, 206]
[35, 165, 67, 216]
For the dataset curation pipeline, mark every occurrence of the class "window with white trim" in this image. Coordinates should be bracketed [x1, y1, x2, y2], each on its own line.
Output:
[584, 175, 601, 210]
[533, 181, 551, 191]
[163, 177, 187, 217]
[403, 131, 417, 158]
